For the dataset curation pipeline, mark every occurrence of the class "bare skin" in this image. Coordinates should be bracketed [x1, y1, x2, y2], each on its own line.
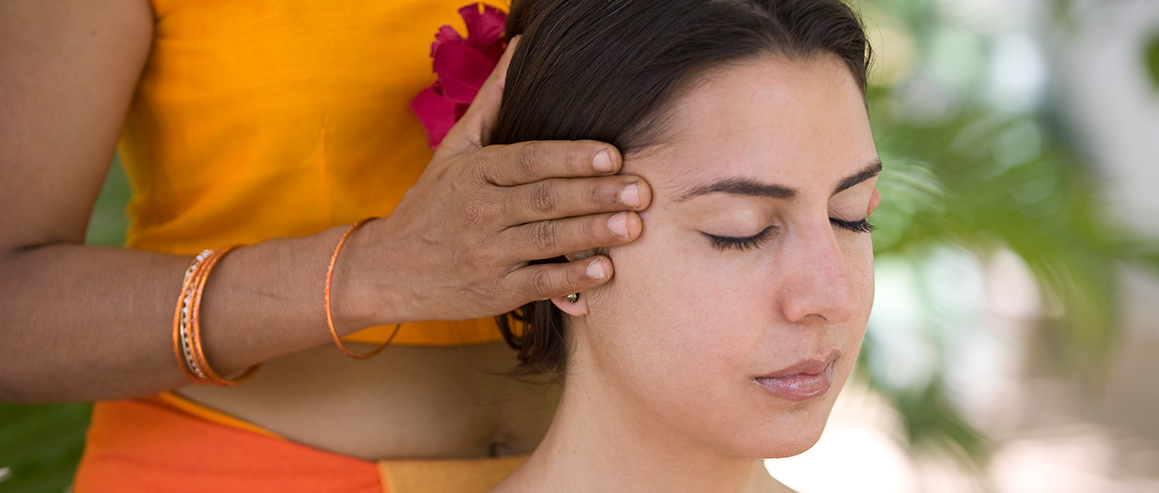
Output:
[0, 0, 651, 459]
[492, 56, 876, 492]
[178, 343, 563, 459]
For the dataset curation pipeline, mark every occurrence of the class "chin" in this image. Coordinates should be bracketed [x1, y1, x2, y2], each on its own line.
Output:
[761, 430, 826, 459]
[720, 399, 836, 459]
[736, 426, 826, 459]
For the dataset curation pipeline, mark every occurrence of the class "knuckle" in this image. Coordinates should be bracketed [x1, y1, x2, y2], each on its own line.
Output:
[527, 181, 557, 215]
[516, 142, 543, 180]
[527, 268, 556, 298]
[530, 220, 559, 253]
[466, 151, 494, 183]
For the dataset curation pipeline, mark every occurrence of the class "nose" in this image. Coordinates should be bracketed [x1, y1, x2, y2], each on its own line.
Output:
[776, 220, 861, 325]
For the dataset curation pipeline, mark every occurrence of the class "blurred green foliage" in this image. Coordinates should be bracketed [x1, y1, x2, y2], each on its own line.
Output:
[0, 403, 91, 493]
[1146, 33, 1159, 89]
[84, 157, 131, 248]
[858, 0, 1159, 472]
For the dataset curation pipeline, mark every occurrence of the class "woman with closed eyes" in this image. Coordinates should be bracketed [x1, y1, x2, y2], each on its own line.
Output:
[488, 0, 880, 490]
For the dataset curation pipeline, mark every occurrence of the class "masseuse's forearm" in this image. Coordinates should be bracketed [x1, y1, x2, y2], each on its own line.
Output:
[0, 0, 647, 402]
[0, 229, 351, 402]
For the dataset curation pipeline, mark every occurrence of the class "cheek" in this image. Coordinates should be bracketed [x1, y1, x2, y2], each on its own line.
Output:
[832, 233, 873, 378]
[850, 234, 875, 319]
[586, 224, 748, 394]
[578, 220, 876, 458]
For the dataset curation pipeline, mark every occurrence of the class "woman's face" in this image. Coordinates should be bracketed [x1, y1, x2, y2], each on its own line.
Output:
[562, 55, 880, 458]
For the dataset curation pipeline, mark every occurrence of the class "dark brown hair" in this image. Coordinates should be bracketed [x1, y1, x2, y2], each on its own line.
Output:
[493, 0, 872, 378]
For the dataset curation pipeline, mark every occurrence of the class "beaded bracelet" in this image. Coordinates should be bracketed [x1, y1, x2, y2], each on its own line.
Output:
[173, 250, 212, 382]
[172, 246, 260, 385]
[325, 218, 402, 359]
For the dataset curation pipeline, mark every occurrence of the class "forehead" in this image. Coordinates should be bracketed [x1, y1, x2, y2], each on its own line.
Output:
[626, 55, 876, 200]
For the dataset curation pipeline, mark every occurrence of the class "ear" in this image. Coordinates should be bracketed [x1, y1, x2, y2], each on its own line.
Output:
[867, 187, 882, 217]
[552, 249, 604, 316]
[550, 294, 589, 317]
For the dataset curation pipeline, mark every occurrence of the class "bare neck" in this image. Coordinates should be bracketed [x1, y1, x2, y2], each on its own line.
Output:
[491, 370, 793, 493]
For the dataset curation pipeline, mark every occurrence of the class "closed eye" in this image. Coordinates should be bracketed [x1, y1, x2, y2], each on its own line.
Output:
[705, 217, 872, 251]
[831, 217, 874, 233]
[703, 226, 775, 251]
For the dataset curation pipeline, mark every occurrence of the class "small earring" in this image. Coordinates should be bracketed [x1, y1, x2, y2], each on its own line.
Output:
[565, 293, 579, 303]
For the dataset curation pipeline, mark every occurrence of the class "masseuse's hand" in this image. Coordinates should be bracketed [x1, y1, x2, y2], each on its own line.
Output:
[337, 38, 651, 326]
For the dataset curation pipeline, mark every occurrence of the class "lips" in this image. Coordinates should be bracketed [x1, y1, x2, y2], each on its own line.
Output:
[754, 357, 837, 402]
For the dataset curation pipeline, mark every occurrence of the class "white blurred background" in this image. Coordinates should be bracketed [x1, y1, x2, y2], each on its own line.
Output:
[768, 0, 1159, 491]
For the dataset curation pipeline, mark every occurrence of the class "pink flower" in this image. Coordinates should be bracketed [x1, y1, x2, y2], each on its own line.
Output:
[410, 3, 508, 150]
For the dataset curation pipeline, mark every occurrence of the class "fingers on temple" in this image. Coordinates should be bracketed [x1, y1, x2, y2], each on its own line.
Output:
[503, 175, 651, 224]
[502, 212, 642, 262]
[475, 141, 623, 187]
[507, 256, 614, 301]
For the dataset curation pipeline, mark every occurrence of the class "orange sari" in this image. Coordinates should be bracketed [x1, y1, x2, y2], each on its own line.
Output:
[75, 395, 525, 492]
[75, 0, 528, 490]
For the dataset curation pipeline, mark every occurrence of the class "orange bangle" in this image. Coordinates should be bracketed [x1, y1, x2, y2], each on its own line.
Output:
[187, 246, 260, 386]
[173, 251, 211, 383]
[171, 246, 260, 386]
[325, 217, 401, 359]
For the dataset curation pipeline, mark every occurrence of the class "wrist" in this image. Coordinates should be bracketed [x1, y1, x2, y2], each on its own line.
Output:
[326, 217, 410, 333]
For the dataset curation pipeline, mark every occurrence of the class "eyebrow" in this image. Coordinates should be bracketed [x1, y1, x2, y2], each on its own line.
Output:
[834, 159, 883, 194]
[676, 159, 882, 202]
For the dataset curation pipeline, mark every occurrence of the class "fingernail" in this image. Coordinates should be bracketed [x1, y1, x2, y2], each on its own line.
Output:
[593, 150, 614, 173]
[607, 212, 629, 237]
[587, 258, 609, 279]
[620, 182, 640, 208]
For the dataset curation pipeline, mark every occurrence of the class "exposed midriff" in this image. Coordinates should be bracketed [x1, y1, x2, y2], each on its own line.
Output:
[78, 0, 557, 467]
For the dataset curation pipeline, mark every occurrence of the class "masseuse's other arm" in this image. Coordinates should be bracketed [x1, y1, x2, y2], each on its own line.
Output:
[0, 0, 650, 402]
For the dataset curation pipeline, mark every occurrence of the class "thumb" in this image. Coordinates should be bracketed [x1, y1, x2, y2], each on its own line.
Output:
[437, 35, 521, 157]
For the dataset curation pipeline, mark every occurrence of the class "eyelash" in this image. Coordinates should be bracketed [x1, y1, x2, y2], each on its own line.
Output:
[705, 226, 775, 251]
[830, 217, 875, 234]
[704, 217, 875, 251]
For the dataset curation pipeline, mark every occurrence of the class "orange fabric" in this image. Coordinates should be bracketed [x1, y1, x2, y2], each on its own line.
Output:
[75, 398, 527, 493]
[75, 398, 381, 493]
[119, 0, 512, 345]
[379, 456, 527, 493]
[153, 391, 285, 441]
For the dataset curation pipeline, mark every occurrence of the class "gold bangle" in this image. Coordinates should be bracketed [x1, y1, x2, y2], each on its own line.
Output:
[325, 218, 401, 359]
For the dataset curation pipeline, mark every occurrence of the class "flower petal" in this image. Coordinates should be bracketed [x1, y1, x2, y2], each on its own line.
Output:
[409, 3, 509, 150]
[431, 25, 464, 57]
[460, 3, 508, 61]
[409, 85, 459, 149]
[432, 40, 496, 103]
